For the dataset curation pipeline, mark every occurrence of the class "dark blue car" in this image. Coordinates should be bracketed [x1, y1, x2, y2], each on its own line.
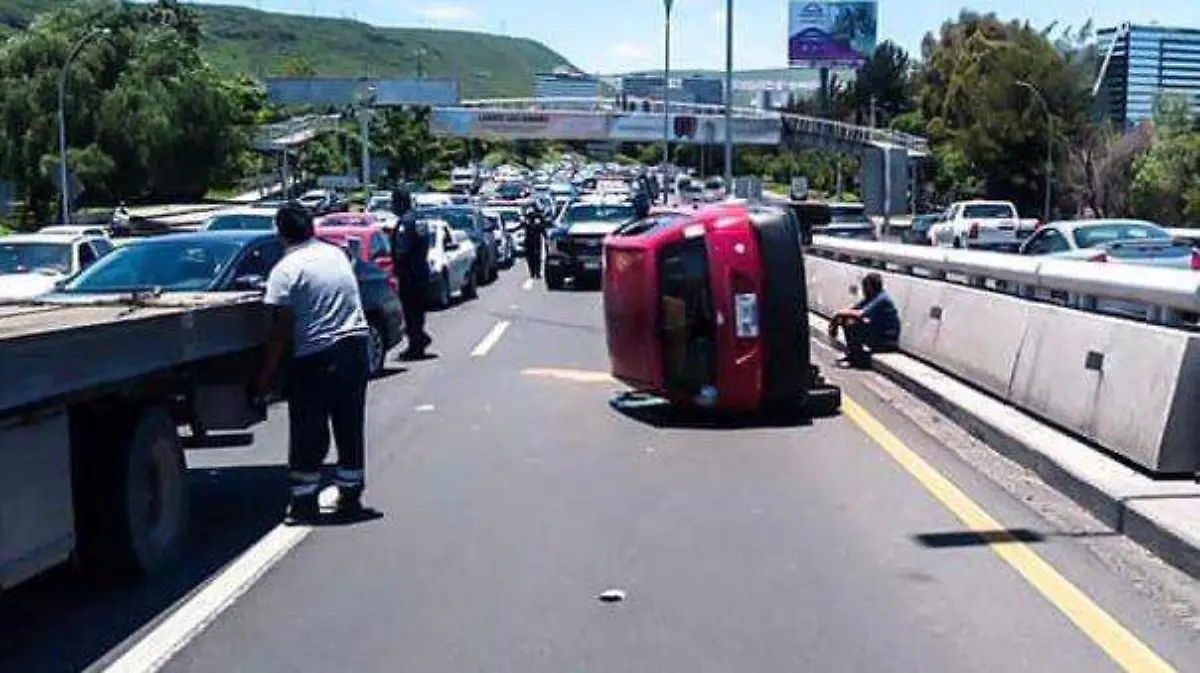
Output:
[61, 231, 404, 376]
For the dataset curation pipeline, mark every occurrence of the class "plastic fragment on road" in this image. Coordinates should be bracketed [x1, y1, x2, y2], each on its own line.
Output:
[597, 589, 627, 603]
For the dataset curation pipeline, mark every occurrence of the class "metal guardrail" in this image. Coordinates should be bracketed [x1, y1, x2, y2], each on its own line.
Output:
[808, 236, 1200, 326]
[457, 97, 929, 154]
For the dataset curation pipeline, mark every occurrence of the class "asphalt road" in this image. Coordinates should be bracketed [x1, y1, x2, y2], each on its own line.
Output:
[3, 266, 1200, 672]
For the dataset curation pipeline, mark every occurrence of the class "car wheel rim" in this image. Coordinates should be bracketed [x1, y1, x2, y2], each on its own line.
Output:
[368, 325, 384, 374]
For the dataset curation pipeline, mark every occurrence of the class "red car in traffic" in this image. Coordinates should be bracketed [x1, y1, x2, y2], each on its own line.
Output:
[316, 222, 398, 294]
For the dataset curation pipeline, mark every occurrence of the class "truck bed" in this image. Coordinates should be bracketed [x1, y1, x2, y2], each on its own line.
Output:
[0, 293, 267, 416]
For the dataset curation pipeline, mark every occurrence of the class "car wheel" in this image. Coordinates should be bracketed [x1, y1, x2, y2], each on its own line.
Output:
[952, 236, 963, 249]
[366, 319, 386, 378]
[463, 268, 479, 299]
[545, 269, 565, 291]
[433, 272, 452, 309]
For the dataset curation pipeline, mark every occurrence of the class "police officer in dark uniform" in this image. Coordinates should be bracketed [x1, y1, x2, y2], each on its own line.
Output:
[390, 187, 433, 359]
[633, 192, 652, 220]
[523, 197, 550, 279]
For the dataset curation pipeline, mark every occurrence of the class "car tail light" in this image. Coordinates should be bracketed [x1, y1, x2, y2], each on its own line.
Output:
[1191, 249, 1200, 271]
[968, 222, 981, 239]
[1087, 252, 1109, 263]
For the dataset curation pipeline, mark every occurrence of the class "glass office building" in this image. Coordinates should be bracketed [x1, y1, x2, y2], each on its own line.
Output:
[1096, 24, 1200, 127]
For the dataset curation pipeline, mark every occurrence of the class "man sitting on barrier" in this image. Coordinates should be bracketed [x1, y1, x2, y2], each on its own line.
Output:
[828, 272, 901, 369]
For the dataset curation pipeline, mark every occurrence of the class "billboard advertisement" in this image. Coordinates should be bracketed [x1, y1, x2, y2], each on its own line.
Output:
[429, 109, 610, 140]
[788, 0, 878, 68]
[608, 113, 782, 146]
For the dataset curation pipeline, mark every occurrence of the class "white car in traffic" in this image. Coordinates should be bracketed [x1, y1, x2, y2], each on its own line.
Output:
[423, 218, 478, 308]
[0, 232, 114, 300]
[930, 200, 1021, 250]
[366, 192, 398, 231]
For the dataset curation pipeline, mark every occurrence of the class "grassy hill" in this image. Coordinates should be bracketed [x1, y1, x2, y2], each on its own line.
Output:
[0, 1, 576, 98]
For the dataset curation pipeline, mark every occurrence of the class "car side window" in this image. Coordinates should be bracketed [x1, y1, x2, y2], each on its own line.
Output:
[1024, 229, 1067, 255]
[233, 241, 282, 278]
[91, 238, 113, 258]
[1045, 230, 1070, 253]
[77, 242, 96, 269]
[369, 232, 390, 258]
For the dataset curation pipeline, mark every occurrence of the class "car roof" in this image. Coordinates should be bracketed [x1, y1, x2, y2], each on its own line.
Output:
[1044, 219, 1162, 232]
[208, 206, 278, 216]
[38, 225, 108, 236]
[122, 230, 273, 246]
[1, 232, 96, 244]
[316, 223, 382, 236]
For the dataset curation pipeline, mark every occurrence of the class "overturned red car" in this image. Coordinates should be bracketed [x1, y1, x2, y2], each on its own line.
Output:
[603, 202, 840, 415]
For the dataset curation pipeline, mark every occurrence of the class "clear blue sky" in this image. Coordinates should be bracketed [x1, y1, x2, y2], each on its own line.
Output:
[241, 0, 1200, 73]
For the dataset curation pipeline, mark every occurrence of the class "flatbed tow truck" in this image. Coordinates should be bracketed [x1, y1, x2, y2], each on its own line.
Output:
[0, 292, 269, 589]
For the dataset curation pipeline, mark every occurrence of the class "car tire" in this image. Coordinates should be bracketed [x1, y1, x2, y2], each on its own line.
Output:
[366, 319, 386, 378]
[433, 272, 452, 309]
[463, 268, 479, 299]
[952, 236, 963, 249]
[75, 406, 188, 578]
[545, 269, 565, 291]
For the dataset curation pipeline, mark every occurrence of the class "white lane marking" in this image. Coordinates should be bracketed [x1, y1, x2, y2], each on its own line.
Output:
[522, 279, 534, 291]
[415, 403, 436, 412]
[102, 524, 311, 673]
[470, 320, 511, 357]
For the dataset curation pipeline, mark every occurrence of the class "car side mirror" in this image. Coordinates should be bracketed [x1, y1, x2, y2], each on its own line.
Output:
[233, 274, 267, 291]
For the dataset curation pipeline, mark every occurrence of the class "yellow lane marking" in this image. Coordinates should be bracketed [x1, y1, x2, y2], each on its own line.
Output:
[842, 396, 1174, 673]
[521, 367, 616, 384]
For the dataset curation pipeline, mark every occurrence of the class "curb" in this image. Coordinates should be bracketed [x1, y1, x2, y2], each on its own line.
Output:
[809, 312, 1200, 580]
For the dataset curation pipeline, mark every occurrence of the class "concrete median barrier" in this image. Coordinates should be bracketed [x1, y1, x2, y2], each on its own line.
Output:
[805, 253, 1200, 475]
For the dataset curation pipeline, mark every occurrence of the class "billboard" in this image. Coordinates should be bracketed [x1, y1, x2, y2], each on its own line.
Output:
[608, 113, 782, 146]
[788, 0, 878, 68]
[429, 109, 610, 140]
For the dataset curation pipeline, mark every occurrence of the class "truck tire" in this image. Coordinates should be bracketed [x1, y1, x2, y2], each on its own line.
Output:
[75, 406, 188, 577]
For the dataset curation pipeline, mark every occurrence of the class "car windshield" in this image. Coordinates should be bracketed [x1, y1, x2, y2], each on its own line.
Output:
[497, 184, 525, 199]
[367, 197, 392, 213]
[562, 205, 635, 224]
[423, 208, 476, 233]
[1073, 222, 1171, 249]
[963, 204, 1016, 218]
[829, 206, 869, 224]
[0, 242, 72, 274]
[206, 213, 275, 231]
[65, 239, 241, 293]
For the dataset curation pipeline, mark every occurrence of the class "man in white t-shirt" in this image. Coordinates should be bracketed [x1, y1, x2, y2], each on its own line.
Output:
[255, 201, 371, 524]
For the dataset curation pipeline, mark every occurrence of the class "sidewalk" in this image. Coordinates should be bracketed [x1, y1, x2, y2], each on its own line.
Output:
[809, 312, 1200, 579]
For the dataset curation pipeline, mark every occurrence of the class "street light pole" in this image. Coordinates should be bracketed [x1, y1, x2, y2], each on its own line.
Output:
[56, 27, 110, 224]
[662, 0, 673, 200]
[723, 0, 733, 194]
[1017, 80, 1053, 223]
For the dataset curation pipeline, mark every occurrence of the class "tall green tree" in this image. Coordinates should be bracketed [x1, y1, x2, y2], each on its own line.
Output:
[840, 41, 913, 127]
[912, 11, 1092, 214]
[0, 0, 247, 223]
[1130, 98, 1200, 226]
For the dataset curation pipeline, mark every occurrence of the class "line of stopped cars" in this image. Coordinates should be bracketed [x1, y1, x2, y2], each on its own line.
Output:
[802, 196, 1200, 271]
[0, 187, 516, 378]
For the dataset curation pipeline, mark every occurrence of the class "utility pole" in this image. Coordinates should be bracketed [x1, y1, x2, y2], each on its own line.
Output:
[723, 0, 734, 193]
[1017, 80, 1053, 223]
[662, 0, 674, 201]
[56, 27, 110, 224]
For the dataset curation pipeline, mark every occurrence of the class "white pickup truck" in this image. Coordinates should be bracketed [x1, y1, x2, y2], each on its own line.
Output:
[929, 200, 1021, 250]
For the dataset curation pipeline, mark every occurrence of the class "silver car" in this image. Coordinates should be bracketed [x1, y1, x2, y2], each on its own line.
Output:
[1018, 219, 1198, 269]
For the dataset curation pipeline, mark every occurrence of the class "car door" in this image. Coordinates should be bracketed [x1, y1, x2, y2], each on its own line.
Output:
[448, 227, 473, 289]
